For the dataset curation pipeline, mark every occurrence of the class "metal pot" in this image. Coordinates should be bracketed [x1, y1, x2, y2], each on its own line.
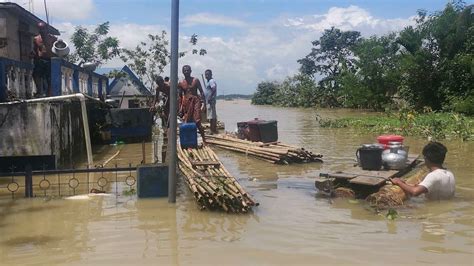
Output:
[52, 39, 70, 57]
[382, 142, 408, 170]
[82, 62, 98, 72]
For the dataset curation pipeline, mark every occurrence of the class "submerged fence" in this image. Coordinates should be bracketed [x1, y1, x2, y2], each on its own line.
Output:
[0, 164, 138, 199]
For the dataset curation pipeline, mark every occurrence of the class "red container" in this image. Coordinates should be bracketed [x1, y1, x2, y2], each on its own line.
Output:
[377, 135, 404, 148]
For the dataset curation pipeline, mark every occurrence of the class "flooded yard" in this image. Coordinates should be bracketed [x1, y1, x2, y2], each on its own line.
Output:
[1, 100, 473, 265]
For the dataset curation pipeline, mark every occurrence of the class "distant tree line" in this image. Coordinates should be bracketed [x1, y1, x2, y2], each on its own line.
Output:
[216, 94, 252, 100]
[252, 1, 473, 115]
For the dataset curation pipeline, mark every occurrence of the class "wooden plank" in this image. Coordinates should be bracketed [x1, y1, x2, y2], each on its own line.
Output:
[349, 175, 387, 186]
[190, 160, 221, 167]
[327, 172, 358, 180]
[341, 167, 398, 179]
[340, 154, 420, 180]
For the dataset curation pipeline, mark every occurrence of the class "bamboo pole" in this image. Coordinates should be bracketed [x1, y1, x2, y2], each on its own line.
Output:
[366, 165, 429, 208]
[205, 134, 322, 164]
[177, 145, 258, 212]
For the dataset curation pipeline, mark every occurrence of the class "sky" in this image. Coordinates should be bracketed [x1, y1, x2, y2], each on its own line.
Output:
[9, 0, 470, 94]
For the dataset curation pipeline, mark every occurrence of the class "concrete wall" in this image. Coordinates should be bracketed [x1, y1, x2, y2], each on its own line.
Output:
[0, 99, 87, 168]
[0, 11, 22, 61]
[0, 10, 36, 62]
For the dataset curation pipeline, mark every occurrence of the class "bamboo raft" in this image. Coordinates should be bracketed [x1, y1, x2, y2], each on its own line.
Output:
[205, 134, 323, 164]
[315, 155, 426, 208]
[177, 145, 258, 213]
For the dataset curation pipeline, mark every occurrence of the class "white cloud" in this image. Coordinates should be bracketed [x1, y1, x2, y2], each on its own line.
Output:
[8, 0, 96, 21]
[183, 13, 247, 27]
[284, 5, 415, 36]
[56, 6, 415, 94]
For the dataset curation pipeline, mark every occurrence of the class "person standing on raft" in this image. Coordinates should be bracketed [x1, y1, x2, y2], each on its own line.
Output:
[178, 65, 206, 143]
[204, 69, 218, 134]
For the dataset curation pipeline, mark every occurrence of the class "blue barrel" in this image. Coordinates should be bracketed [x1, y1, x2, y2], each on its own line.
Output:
[179, 123, 198, 148]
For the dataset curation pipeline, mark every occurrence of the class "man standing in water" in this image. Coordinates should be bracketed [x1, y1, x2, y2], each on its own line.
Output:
[178, 65, 206, 143]
[391, 142, 455, 200]
[204, 69, 218, 134]
[150, 76, 170, 127]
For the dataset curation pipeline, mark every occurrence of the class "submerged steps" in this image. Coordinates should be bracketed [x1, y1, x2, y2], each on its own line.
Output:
[177, 145, 258, 213]
[205, 134, 323, 164]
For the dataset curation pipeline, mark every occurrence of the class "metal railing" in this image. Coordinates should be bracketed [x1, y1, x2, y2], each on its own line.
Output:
[0, 57, 109, 102]
[51, 58, 108, 99]
[0, 164, 138, 199]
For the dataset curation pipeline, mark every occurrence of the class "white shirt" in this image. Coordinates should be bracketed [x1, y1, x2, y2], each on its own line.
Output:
[419, 169, 455, 200]
[205, 79, 217, 103]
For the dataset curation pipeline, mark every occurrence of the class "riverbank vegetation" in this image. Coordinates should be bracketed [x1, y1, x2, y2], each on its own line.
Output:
[317, 108, 473, 141]
[252, 1, 473, 116]
[216, 94, 252, 100]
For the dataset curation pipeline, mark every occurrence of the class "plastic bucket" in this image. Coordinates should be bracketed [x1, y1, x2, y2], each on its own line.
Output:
[356, 145, 384, 170]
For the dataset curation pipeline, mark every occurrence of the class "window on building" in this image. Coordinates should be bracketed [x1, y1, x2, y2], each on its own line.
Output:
[128, 99, 140, 108]
[18, 21, 31, 63]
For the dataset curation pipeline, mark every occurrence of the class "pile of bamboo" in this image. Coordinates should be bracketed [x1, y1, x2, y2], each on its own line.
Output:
[177, 145, 258, 213]
[366, 165, 429, 209]
[205, 134, 323, 164]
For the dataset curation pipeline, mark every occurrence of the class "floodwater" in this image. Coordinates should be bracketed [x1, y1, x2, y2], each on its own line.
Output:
[1, 100, 473, 265]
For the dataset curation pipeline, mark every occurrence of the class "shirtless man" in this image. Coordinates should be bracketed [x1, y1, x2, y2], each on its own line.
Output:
[31, 22, 57, 97]
[178, 65, 205, 100]
[178, 65, 206, 143]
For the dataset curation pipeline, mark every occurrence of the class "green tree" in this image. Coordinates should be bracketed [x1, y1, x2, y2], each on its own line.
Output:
[68, 22, 120, 66]
[120, 32, 169, 89]
[120, 32, 207, 90]
[397, 1, 472, 111]
[298, 27, 361, 107]
[251, 81, 279, 105]
[340, 34, 401, 110]
[273, 74, 319, 107]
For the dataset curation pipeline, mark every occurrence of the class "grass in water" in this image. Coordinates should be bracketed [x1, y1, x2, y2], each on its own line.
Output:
[317, 109, 473, 141]
[123, 188, 136, 196]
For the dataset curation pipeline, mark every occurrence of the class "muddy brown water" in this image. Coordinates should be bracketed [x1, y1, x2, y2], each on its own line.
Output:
[0, 100, 473, 265]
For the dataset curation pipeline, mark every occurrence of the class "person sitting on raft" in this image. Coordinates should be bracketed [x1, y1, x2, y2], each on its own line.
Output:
[391, 141, 455, 200]
[178, 65, 206, 143]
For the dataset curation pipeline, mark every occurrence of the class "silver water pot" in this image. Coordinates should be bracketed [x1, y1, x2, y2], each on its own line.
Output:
[382, 142, 408, 170]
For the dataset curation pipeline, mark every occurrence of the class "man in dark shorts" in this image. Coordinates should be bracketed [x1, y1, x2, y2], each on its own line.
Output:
[31, 22, 57, 97]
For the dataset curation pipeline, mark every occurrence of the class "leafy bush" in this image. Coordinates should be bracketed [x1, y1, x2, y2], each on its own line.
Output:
[318, 110, 473, 141]
[452, 95, 474, 116]
[251, 82, 279, 105]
